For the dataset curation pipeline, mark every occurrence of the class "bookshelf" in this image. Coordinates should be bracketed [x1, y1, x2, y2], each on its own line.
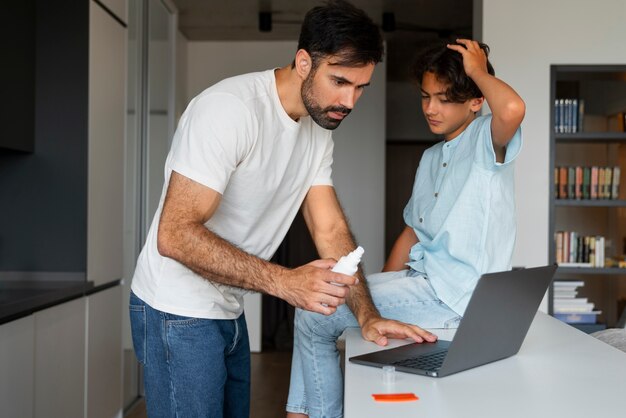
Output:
[549, 65, 626, 329]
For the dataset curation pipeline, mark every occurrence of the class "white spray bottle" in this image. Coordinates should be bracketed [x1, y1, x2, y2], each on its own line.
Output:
[331, 246, 364, 285]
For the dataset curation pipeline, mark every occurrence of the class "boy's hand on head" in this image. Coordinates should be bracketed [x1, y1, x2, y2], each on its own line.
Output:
[447, 39, 488, 79]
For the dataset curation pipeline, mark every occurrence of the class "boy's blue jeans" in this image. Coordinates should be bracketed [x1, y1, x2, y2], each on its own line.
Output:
[286, 270, 461, 418]
[129, 291, 250, 418]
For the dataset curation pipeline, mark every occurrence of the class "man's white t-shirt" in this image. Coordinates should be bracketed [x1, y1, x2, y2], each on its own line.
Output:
[131, 69, 334, 319]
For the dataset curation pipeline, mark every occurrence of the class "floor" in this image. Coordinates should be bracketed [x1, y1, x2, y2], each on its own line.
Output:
[124, 349, 293, 418]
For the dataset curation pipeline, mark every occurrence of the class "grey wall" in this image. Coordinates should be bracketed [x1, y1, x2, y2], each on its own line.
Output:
[0, 0, 89, 271]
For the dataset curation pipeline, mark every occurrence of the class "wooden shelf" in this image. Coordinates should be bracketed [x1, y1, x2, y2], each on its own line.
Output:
[554, 199, 626, 207]
[556, 266, 626, 275]
[554, 132, 626, 143]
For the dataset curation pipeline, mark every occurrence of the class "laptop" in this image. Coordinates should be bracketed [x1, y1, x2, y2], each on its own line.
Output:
[349, 264, 557, 377]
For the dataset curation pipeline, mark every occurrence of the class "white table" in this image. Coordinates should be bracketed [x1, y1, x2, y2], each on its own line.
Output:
[344, 312, 626, 418]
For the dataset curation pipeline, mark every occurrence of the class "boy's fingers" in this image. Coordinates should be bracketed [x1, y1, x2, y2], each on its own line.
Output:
[446, 44, 466, 54]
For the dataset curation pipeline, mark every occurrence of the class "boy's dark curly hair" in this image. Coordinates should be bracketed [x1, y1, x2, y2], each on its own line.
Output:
[410, 40, 495, 103]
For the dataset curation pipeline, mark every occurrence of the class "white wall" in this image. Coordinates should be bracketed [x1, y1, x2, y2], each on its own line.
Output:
[481, 0, 626, 270]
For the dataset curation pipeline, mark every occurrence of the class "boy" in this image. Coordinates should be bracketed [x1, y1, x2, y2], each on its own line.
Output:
[287, 39, 525, 418]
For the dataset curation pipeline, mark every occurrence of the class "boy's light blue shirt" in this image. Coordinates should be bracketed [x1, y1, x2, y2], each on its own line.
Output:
[404, 114, 522, 316]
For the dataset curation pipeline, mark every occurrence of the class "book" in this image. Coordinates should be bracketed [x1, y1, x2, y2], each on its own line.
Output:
[575, 166, 583, 199]
[578, 99, 585, 132]
[596, 236, 605, 268]
[554, 299, 594, 311]
[559, 99, 565, 133]
[553, 280, 585, 288]
[555, 231, 563, 264]
[554, 311, 602, 324]
[604, 167, 612, 199]
[559, 167, 568, 199]
[558, 262, 592, 268]
[554, 168, 559, 197]
[568, 167, 576, 199]
[571, 99, 578, 133]
[598, 167, 605, 199]
[554, 100, 559, 132]
[612, 166, 621, 199]
[569, 232, 577, 263]
[554, 290, 578, 298]
[582, 166, 591, 199]
[590, 166, 598, 199]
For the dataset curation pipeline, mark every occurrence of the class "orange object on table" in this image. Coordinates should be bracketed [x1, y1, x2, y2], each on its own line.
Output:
[371, 393, 419, 402]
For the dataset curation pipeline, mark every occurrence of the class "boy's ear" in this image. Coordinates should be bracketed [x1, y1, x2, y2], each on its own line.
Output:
[470, 97, 484, 112]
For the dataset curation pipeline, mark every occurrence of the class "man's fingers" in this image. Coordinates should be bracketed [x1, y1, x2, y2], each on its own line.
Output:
[307, 258, 337, 270]
[364, 320, 439, 345]
[326, 272, 359, 286]
[318, 294, 345, 308]
[306, 300, 336, 316]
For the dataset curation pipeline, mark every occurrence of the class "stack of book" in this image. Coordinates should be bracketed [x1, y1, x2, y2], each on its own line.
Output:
[554, 98, 583, 133]
[554, 166, 620, 200]
[554, 231, 604, 267]
[553, 281, 601, 324]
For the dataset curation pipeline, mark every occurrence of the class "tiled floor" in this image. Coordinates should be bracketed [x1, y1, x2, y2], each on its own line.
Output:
[124, 349, 293, 418]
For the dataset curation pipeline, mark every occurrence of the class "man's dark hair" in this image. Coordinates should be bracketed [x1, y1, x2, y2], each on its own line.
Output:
[296, 0, 383, 69]
[410, 40, 495, 103]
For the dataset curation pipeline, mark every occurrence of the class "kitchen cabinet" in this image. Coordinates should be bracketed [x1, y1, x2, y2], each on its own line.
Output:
[86, 286, 123, 418]
[0, 316, 35, 418]
[34, 298, 86, 418]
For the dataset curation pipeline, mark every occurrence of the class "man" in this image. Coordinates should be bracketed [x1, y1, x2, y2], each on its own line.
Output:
[287, 39, 525, 418]
[129, 1, 426, 417]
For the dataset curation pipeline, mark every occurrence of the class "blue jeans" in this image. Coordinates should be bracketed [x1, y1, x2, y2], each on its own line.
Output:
[286, 270, 461, 418]
[129, 291, 250, 418]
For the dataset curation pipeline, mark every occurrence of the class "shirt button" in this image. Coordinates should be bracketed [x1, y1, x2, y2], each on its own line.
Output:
[419, 217, 423, 223]
[443, 162, 447, 167]
[434, 192, 438, 197]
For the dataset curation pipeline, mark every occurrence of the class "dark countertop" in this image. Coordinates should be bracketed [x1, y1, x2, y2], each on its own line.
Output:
[0, 278, 120, 326]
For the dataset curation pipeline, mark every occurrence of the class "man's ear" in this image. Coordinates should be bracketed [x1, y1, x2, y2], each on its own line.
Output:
[295, 49, 312, 79]
[470, 97, 484, 113]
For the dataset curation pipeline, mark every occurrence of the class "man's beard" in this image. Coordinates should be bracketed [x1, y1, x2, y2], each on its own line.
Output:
[301, 72, 351, 130]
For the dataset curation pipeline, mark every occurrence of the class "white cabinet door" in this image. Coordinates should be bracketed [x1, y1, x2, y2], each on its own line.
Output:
[0, 316, 35, 418]
[86, 286, 123, 418]
[34, 298, 86, 418]
[88, 1, 127, 286]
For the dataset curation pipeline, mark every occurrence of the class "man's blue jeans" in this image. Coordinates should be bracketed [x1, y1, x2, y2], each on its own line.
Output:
[286, 270, 461, 418]
[129, 291, 250, 418]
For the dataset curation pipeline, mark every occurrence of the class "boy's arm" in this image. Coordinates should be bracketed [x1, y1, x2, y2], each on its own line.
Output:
[302, 185, 437, 345]
[448, 39, 526, 161]
[382, 225, 418, 272]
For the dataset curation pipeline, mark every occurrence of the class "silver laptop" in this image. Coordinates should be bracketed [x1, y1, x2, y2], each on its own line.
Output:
[349, 265, 557, 377]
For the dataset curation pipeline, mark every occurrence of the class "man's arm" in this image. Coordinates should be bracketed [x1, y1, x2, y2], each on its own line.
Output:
[382, 225, 418, 272]
[157, 171, 358, 315]
[302, 185, 437, 345]
[448, 39, 526, 162]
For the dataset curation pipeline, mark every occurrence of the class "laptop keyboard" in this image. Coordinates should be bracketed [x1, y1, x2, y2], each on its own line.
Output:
[393, 350, 447, 371]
